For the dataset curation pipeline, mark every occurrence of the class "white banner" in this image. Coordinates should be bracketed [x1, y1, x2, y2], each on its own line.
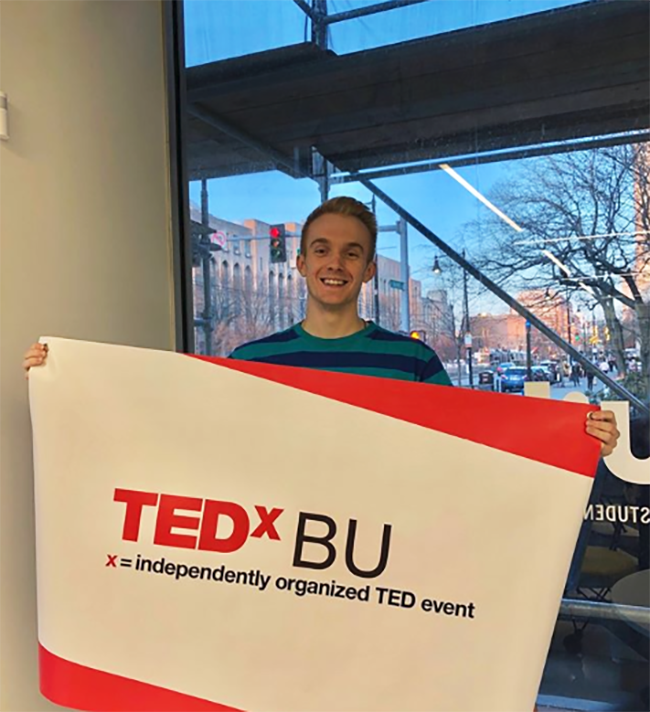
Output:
[29, 337, 600, 712]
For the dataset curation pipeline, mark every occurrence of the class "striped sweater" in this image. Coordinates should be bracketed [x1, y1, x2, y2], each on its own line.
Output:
[230, 321, 452, 386]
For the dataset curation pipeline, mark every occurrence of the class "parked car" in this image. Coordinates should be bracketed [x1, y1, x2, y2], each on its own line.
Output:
[500, 367, 530, 393]
[532, 366, 552, 382]
[496, 362, 515, 376]
[539, 360, 561, 383]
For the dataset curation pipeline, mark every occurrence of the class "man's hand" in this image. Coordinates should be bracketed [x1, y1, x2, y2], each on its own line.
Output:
[23, 342, 48, 378]
[586, 409, 620, 457]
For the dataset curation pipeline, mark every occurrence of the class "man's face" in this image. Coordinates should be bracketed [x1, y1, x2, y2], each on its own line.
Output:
[297, 213, 376, 311]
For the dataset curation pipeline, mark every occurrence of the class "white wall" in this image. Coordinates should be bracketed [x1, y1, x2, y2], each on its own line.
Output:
[0, 1, 174, 708]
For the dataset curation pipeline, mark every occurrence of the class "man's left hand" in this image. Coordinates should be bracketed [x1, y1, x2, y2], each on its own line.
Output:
[586, 410, 620, 457]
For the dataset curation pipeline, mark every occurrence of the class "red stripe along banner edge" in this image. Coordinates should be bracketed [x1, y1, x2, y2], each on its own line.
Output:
[39, 643, 242, 712]
[190, 355, 600, 478]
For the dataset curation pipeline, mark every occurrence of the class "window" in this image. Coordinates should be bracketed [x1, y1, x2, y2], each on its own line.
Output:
[174, 3, 650, 707]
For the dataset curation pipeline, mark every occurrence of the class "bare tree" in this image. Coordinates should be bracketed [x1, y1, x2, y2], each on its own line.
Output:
[470, 143, 650, 401]
[208, 285, 239, 356]
[209, 284, 306, 357]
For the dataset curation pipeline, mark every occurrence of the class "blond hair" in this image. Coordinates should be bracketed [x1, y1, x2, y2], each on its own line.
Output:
[301, 196, 377, 261]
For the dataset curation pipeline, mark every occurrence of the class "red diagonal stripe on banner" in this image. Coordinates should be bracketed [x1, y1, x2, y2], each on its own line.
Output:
[39, 643, 242, 711]
[190, 356, 599, 477]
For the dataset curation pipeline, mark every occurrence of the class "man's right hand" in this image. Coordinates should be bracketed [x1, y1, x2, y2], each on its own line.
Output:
[23, 342, 48, 378]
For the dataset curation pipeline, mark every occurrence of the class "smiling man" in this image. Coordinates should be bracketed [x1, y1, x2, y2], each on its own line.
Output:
[229, 197, 453, 385]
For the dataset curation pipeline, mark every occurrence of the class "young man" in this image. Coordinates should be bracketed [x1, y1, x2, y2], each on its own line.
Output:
[23, 197, 620, 455]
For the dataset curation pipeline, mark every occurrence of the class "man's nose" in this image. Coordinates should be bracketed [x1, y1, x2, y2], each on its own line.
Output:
[326, 252, 345, 269]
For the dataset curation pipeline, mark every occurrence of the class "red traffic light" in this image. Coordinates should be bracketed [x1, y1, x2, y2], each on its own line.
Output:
[269, 224, 287, 263]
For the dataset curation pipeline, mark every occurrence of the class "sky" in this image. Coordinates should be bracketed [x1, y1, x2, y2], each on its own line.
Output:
[182, 0, 593, 315]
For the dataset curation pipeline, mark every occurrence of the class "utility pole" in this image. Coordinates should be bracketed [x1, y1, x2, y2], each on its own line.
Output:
[450, 306, 462, 386]
[526, 320, 533, 380]
[398, 218, 410, 333]
[378, 219, 410, 333]
[462, 249, 473, 388]
[200, 178, 213, 355]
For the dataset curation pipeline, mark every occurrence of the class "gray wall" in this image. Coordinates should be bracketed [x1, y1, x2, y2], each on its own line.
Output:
[0, 1, 174, 708]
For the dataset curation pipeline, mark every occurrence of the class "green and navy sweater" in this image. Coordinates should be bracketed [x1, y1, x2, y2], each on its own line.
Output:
[230, 322, 452, 386]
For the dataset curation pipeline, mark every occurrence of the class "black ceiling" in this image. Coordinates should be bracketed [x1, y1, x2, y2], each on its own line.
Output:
[185, 0, 650, 181]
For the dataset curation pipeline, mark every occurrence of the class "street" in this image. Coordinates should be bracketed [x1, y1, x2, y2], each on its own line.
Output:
[448, 367, 607, 402]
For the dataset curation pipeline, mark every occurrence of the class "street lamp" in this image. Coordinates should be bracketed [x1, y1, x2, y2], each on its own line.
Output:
[432, 250, 474, 388]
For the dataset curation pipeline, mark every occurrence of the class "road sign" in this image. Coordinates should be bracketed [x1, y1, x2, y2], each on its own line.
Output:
[389, 279, 405, 290]
[209, 231, 227, 248]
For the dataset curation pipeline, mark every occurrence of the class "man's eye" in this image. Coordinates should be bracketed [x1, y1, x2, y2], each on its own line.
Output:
[348, 252, 360, 259]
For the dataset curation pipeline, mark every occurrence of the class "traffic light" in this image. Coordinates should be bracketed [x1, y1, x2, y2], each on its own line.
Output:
[269, 224, 287, 264]
[409, 330, 426, 341]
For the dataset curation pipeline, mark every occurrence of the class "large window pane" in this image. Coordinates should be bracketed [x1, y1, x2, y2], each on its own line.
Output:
[179, 1, 650, 708]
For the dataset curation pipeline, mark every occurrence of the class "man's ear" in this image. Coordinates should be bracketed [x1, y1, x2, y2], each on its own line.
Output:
[363, 260, 376, 283]
[296, 253, 307, 277]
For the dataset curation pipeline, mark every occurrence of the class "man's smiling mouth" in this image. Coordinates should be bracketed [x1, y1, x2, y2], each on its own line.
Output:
[321, 278, 348, 286]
